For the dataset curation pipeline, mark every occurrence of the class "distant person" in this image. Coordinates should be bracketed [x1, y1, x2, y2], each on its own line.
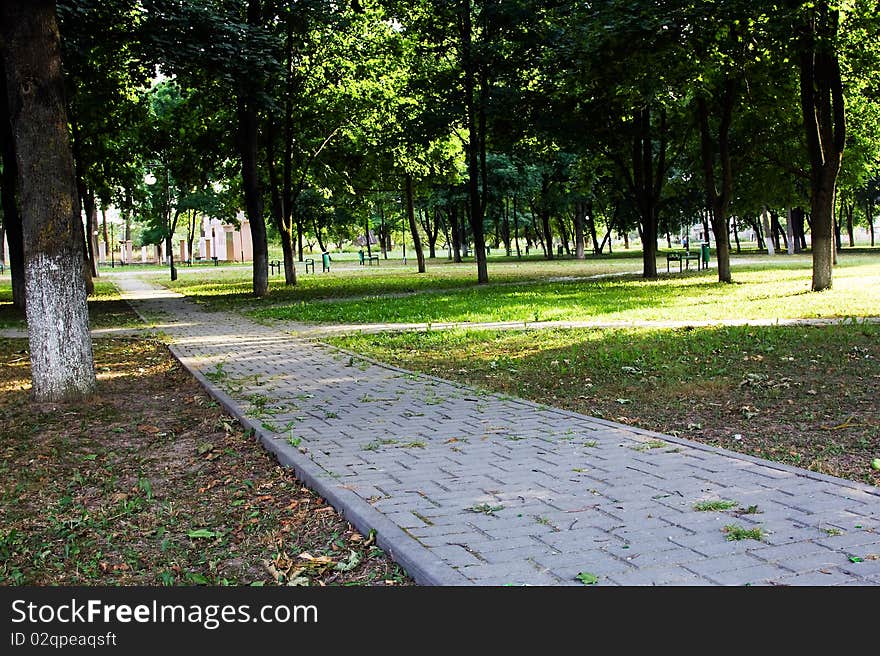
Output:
[682, 235, 689, 251]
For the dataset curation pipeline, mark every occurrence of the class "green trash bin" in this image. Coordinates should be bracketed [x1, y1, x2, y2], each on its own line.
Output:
[322, 252, 331, 272]
[700, 243, 710, 269]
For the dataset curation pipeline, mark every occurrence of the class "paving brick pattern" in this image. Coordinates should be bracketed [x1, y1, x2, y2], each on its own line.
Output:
[116, 275, 880, 586]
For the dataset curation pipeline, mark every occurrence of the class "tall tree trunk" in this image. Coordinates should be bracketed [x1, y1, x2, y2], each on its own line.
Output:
[598, 226, 612, 254]
[845, 199, 854, 247]
[867, 200, 875, 247]
[364, 214, 372, 258]
[556, 214, 571, 255]
[513, 194, 521, 257]
[450, 206, 462, 263]
[1, 0, 96, 401]
[280, 228, 296, 284]
[427, 208, 440, 258]
[236, 0, 269, 297]
[165, 234, 176, 281]
[0, 71, 25, 310]
[771, 210, 787, 251]
[313, 217, 326, 253]
[186, 209, 196, 264]
[405, 174, 425, 273]
[786, 207, 796, 254]
[697, 93, 733, 283]
[101, 206, 109, 251]
[379, 209, 387, 259]
[587, 205, 599, 254]
[266, 127, 296, 285]
[499, 198, 511, 255]
[742, 214, 767, 251]
[799, 3, 845, 291]
[541, 210, 554, 259]
[620, 106, 666, 279]
[761, 208, 775, 255]
[573, 200, 585, 259]
[461, 0, 487, 284]
[83, 190, 99, 278]
[732, 216, 741, 253]
[792, 207, 807, 251]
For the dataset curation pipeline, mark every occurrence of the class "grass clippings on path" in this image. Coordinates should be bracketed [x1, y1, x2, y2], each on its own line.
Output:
[0, 337, 411, 586]
[328, 322, 880, 486]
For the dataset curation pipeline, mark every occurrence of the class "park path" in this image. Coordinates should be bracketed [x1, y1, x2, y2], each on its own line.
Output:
[115, 274, 880, 586]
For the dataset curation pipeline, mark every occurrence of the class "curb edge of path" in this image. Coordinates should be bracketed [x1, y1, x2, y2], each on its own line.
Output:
[116, 276, 471, 586]
[174, 344, 470, 586]
[171, 345, 471, 586]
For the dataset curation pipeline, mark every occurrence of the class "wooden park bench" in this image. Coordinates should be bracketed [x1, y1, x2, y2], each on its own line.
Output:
[358, 250, 379, 266]
[666, 250, 703, 273]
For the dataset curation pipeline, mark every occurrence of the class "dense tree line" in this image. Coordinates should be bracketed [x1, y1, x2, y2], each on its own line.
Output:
[1, 0, 879, 399]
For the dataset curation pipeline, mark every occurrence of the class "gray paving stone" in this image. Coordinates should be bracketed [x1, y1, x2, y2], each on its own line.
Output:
[114, 274, 880, 586]
[607, 565, 715, 586]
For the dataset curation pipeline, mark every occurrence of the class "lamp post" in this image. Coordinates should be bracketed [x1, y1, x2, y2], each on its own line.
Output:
[110, 222, 115, 268]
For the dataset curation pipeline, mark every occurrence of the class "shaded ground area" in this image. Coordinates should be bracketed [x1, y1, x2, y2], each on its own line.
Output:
[0, 279, 143, 331]
[329, 323, 880, 486]
[0, 337, 411, 586]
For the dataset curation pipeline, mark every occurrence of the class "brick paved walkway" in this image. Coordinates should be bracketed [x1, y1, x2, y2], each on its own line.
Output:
[116, 275, 880, 586]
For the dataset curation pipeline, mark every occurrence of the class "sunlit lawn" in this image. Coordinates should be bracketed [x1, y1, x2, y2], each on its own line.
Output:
[245, 253, 880, 325]
[162, 252, 647, 309]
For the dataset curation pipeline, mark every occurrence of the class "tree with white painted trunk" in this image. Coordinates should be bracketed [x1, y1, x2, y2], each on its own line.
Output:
[1, 0, 96, 401]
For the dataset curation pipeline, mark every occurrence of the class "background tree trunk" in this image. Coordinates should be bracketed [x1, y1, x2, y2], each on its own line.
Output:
[1, 0, 96, 401]
[237, 0, 268, 297]
[0, 72, 25, 310]
[762, 208, 775, 255]
[461, 1, 487, 284]
[798, 4, 845, 291]
[405, 174, 425, 273]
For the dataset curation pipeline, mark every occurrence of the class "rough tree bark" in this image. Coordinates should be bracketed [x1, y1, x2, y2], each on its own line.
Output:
[1, 0, 96, 401]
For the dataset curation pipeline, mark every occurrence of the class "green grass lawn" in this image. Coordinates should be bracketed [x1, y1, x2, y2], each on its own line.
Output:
[327, 322, 880, 485]
[162, 253, 647, 310]
[244, 254, 880, 325]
